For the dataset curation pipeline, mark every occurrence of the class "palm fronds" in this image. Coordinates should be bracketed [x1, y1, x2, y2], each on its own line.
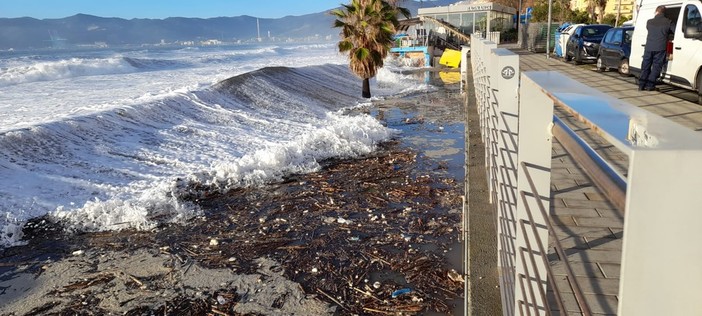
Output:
[332, 0, 411, 97]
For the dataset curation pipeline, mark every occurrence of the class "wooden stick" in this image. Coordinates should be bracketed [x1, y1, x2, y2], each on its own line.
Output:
[363, 251, 391, 266]
[277, 245, 307, 250]
[127, 274, 143, 287]
[211, 308, 230, 316]
[369, 195, 387, 203]
[317, 288, 349, 311]
[362, 307, 395, 315]
[352, 287, 381, 302]
[181, 245, 199, 256]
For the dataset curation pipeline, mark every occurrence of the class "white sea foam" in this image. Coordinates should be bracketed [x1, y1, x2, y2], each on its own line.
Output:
[0, 57, 137, 86]
[375, 67, 437, 95]
[193, 111, 396, 190]
[0, 43, 431, 247]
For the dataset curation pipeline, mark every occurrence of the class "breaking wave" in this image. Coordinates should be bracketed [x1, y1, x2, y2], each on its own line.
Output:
[0, 62, 432, 247]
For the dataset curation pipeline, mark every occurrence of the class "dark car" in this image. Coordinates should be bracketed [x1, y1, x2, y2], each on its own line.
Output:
[565, 24, 613, 64]
[596, 26, 634, 76]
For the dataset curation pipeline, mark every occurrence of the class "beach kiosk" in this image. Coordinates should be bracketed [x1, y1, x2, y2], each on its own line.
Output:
[391, 1, 516, 67]
[417, 1, 517, 44]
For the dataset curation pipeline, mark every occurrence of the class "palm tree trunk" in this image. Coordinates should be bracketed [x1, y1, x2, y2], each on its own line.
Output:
[362, 78, 371, 98]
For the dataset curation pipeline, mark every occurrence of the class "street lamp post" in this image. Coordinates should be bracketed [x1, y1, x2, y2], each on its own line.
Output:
[546, 0, 553, 58]
[517, 0, 523, 47]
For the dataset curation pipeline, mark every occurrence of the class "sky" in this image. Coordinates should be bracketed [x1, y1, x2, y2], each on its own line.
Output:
[0, 0, 348, 19]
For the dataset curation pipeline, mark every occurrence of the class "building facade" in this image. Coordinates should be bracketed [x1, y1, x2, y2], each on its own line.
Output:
[604, 0, 635, 19]
[418, 1, 518, 35]
[570, 0, 635, 21]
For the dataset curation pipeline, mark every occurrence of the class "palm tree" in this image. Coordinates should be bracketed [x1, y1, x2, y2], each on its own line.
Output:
[587, 0, 608, 23]
[595, 0, 608, 23]
[331, 0, 409, 98]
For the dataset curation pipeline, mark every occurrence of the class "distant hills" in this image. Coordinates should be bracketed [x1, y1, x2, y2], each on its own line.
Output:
[0, 0, 458, 50]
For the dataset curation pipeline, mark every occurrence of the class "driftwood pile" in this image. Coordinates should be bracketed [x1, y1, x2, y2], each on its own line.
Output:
[5, 141, 464, 315]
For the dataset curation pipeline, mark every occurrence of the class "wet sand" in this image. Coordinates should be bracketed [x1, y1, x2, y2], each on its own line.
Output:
[0, 77, 467, 315]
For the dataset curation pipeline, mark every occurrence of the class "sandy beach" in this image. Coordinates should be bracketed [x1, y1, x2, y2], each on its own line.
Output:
[0, 74, 466, 315]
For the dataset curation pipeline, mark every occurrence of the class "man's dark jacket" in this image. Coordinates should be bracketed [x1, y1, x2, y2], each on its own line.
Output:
[645, 13, 673, 51]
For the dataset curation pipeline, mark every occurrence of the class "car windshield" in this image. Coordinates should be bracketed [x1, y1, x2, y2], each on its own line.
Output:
[582, 26, 610, 38]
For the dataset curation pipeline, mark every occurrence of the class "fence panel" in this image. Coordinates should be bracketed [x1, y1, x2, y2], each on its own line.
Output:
[524, 71, 702, 316]
[468, 40, 702, 316]
[469, 36, 529, 316]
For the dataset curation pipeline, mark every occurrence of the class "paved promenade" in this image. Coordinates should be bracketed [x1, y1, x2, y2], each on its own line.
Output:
[510, 51, 701, 315]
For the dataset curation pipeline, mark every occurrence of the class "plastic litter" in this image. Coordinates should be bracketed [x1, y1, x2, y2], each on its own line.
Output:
[337, 217, 353, 225]
[391, 288, 411, 298]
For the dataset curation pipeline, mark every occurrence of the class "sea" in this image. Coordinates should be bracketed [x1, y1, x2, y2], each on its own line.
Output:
[0, 42, 435, 247]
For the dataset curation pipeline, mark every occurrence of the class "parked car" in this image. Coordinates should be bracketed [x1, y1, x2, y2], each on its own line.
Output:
[596, 26, 635, 76]
[555, 23, 585, 58]
[565, 24, 613, 64]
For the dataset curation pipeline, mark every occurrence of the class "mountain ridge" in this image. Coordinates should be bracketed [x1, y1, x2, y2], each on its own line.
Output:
[0, 0, 459, 50]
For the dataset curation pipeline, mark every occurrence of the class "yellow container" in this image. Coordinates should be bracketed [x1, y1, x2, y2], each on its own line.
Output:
[439, 71, 461, 84]
[439, 48, 461, 68]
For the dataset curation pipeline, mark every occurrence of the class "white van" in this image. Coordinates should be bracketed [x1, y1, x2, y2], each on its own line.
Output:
[630, 0, 702, 102]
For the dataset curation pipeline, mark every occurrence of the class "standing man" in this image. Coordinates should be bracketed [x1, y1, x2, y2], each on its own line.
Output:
[638, 5, 673, 91]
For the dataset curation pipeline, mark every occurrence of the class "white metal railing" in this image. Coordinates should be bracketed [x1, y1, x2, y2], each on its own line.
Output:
[470, 35, 525, 316]
[473, 31, 502, 44]
[466, 36, 702, 316]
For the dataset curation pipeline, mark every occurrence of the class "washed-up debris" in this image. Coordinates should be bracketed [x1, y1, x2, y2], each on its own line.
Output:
[392, 288, 412, 298]
[448, 269, 465, 283]
[6, 140, 463, 315]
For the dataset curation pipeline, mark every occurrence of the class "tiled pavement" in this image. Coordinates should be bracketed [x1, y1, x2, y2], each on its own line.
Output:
[512, 51, 702, 315]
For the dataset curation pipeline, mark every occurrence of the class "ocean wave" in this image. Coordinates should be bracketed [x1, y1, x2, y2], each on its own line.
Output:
[280, 43, 336, 51]
[375, 67, 438, 96]
[122, 57, 192, 70]
[183, 111, 395, 191]
[195, 47, 280, 64]
[0, 56, 192, 87]
[0, 63, 422, 247]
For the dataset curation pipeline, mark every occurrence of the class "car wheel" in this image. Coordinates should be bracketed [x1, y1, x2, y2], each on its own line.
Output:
[596, 56, 606, 71]
[574, 49, 583, 65]
[618, 58, 630, 76]
[697, 71, 702, 105]
[564, 51, 572, 62]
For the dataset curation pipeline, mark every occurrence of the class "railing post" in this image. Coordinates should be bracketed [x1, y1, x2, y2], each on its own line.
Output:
[469, 36, 496, 199]
[489, 48, 520, 316]
[521, 70, 702, 315]
[461, 42, 471, 316]
[619, 150, 702, 315]
[471, 36, 497, 144]
[479, 39, 497, 203]
[461, 45, 470, 93]
[472, 37, 535, 316]
[513, 73, 554, 315]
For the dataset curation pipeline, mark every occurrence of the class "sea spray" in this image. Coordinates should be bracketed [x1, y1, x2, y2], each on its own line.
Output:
[0, 44, 431, 247]
[187, 111, 397, 191]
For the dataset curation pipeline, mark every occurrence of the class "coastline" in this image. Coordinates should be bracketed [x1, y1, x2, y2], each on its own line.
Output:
[0, 76, 466, 315]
